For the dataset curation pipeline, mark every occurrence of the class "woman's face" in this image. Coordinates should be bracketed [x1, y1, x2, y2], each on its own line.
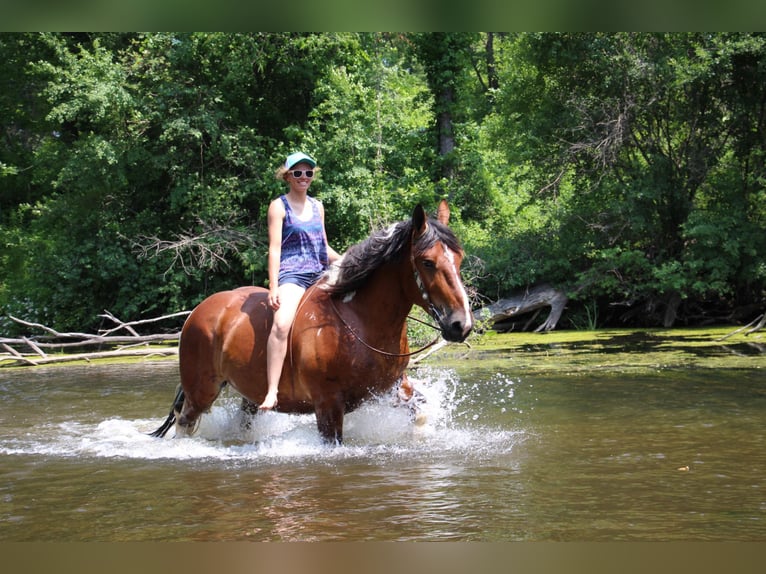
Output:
[287, 161, 315, 192]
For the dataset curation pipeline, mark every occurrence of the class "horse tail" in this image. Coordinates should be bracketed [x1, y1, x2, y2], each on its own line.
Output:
[148, 385, 186, 438]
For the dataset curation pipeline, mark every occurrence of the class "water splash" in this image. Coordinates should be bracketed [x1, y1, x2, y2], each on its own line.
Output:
[1, 368, 525, 463]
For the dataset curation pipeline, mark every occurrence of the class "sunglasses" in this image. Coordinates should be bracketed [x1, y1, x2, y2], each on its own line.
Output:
[290, 170, 314, 178]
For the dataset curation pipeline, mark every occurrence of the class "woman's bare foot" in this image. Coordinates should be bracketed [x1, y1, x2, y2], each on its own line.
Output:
[258, 392, 278, 410]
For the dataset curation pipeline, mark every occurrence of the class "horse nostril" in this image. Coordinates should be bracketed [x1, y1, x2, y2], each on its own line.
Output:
[445, 320, 469, 342]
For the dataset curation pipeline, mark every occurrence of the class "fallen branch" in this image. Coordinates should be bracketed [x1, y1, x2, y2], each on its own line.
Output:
[22, 336, 47, 358]
[1, 310, 189, 367]
[2, 342, 39, 366]
[0, 332, 181, 350]
[99, 310, 140, 337]
[409, 339, 449, 365]
[717, 313, 764, 341]
[746, 313, 766, 336]
[1, 348, 178, 367]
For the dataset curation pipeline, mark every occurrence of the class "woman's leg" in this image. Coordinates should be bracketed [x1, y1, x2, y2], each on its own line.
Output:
[261, 282, 306, 410]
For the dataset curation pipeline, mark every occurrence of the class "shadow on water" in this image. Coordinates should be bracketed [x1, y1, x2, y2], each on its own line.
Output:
[598, 331, 766, 357]
[465, 328, 766, 372]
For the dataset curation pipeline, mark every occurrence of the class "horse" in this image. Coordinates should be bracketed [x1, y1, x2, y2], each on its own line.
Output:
[149, 199, 473, 444]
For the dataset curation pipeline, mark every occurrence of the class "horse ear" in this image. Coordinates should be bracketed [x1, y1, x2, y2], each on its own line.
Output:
[412, 204, 427, 238]
[437, 199, 450, 225]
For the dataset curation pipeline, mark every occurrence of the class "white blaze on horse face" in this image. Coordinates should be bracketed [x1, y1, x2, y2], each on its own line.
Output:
[443, 245, 473, 329]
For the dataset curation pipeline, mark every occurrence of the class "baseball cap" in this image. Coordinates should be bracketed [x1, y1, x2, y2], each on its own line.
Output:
[285, 152, 316, 169]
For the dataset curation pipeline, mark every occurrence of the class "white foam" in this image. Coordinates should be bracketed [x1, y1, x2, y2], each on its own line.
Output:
[0, 369, 525, 463]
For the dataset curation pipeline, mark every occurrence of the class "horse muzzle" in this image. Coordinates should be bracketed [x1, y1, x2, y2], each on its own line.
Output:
[437, 310, 473, 343]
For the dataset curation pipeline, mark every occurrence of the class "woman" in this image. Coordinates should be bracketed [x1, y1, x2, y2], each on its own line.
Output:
[260, 152, 341, 410]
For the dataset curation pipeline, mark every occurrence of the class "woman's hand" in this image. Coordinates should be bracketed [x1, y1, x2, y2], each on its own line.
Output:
[268, 288, 280, 310]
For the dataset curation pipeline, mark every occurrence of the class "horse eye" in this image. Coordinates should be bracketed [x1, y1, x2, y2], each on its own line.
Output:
[422, 260, 436, 269]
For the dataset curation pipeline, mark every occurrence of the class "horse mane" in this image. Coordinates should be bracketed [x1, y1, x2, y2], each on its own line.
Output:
[322, 215, 462, 296]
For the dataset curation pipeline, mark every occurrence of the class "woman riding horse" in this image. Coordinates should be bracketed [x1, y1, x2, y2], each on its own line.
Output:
[150, 199, 472, 444]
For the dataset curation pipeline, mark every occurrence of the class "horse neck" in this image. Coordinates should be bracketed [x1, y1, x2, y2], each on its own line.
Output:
[346, 259, 417, 328]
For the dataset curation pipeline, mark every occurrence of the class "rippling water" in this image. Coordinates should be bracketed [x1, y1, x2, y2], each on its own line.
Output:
[1, 360, 764, 541]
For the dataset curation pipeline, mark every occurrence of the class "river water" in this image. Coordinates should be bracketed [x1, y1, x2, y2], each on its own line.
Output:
[1, 359, 764, 541]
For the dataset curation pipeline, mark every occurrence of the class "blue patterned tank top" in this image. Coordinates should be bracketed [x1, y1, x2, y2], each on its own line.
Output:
[278, 195, 328, 282]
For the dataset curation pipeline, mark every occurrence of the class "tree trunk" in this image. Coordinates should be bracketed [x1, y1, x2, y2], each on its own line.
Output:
[437, 87, 456, 182]
[474, 283, 568, 332]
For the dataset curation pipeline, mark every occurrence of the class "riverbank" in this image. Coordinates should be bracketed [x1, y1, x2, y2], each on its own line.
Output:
[428, 326, 766, 374]
[2, 326, 764, 373]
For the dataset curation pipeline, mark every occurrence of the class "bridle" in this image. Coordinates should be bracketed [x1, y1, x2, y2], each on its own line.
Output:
[289, 241, 454, 359]
[411, 253, 445, 328]
[325, 251, 447, 358]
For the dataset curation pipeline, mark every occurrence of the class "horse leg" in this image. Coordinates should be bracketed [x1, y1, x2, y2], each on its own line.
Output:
[175, 364, 226, 437]
[175, 380, 226, 437]
[238, 397, 259, 431]
[175, 407, 201, 437]
[394, 373, 428, 425]
[150, 380, 224, 439]
[314, 393, 346, 445]
[397, 372, 415, 402]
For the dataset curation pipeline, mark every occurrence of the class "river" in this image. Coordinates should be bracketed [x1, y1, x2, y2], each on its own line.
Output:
[1, 348, 765, 541]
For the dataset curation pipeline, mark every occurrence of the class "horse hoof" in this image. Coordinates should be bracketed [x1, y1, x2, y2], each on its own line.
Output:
[174, 418, 199, 438]
[414, 412, 428, 426]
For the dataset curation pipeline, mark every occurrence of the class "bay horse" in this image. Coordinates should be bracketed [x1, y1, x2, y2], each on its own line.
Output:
[150, 200, 472, 444]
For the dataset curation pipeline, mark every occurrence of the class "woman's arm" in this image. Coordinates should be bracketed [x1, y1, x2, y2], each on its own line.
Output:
[266, 198, 286, 308]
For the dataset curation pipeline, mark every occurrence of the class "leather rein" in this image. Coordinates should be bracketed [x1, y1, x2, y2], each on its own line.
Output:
[298, 258, 444, 359]
[327, 295, 442, 358]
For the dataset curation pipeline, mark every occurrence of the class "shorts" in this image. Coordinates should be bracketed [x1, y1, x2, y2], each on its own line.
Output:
[279, 270, 324, 289]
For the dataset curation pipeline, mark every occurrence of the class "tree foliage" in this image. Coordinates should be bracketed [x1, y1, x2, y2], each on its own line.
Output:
[483, 32, 766, 325]
[1, 32, 764, 333]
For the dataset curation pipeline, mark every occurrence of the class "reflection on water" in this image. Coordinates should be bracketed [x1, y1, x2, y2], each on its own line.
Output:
[0, 360, 764, 541]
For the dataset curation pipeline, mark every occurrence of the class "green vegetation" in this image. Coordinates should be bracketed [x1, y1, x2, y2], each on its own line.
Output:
[1, 33, 765, 334]
[434, 327, 766, 374]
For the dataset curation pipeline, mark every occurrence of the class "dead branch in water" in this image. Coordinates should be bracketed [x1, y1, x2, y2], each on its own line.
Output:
[717, 313, 765, 341]
[0, 310, 189, 367]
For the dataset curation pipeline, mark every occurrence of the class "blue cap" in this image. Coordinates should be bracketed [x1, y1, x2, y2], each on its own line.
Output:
[285, 152, 316, 169]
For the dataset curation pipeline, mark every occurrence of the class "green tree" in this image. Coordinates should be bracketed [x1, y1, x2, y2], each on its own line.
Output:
[485, 32, 766, 326]
[1, 33, 764, 333]
[0, 33, 369, 331]
[300, 33, 436, 244]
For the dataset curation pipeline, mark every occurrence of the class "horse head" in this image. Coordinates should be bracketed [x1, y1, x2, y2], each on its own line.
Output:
[410, 200, 473, 342]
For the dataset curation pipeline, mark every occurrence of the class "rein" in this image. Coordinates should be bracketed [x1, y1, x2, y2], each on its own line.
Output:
[328, 295, 442, 358]
[324, 247, 447, 358]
